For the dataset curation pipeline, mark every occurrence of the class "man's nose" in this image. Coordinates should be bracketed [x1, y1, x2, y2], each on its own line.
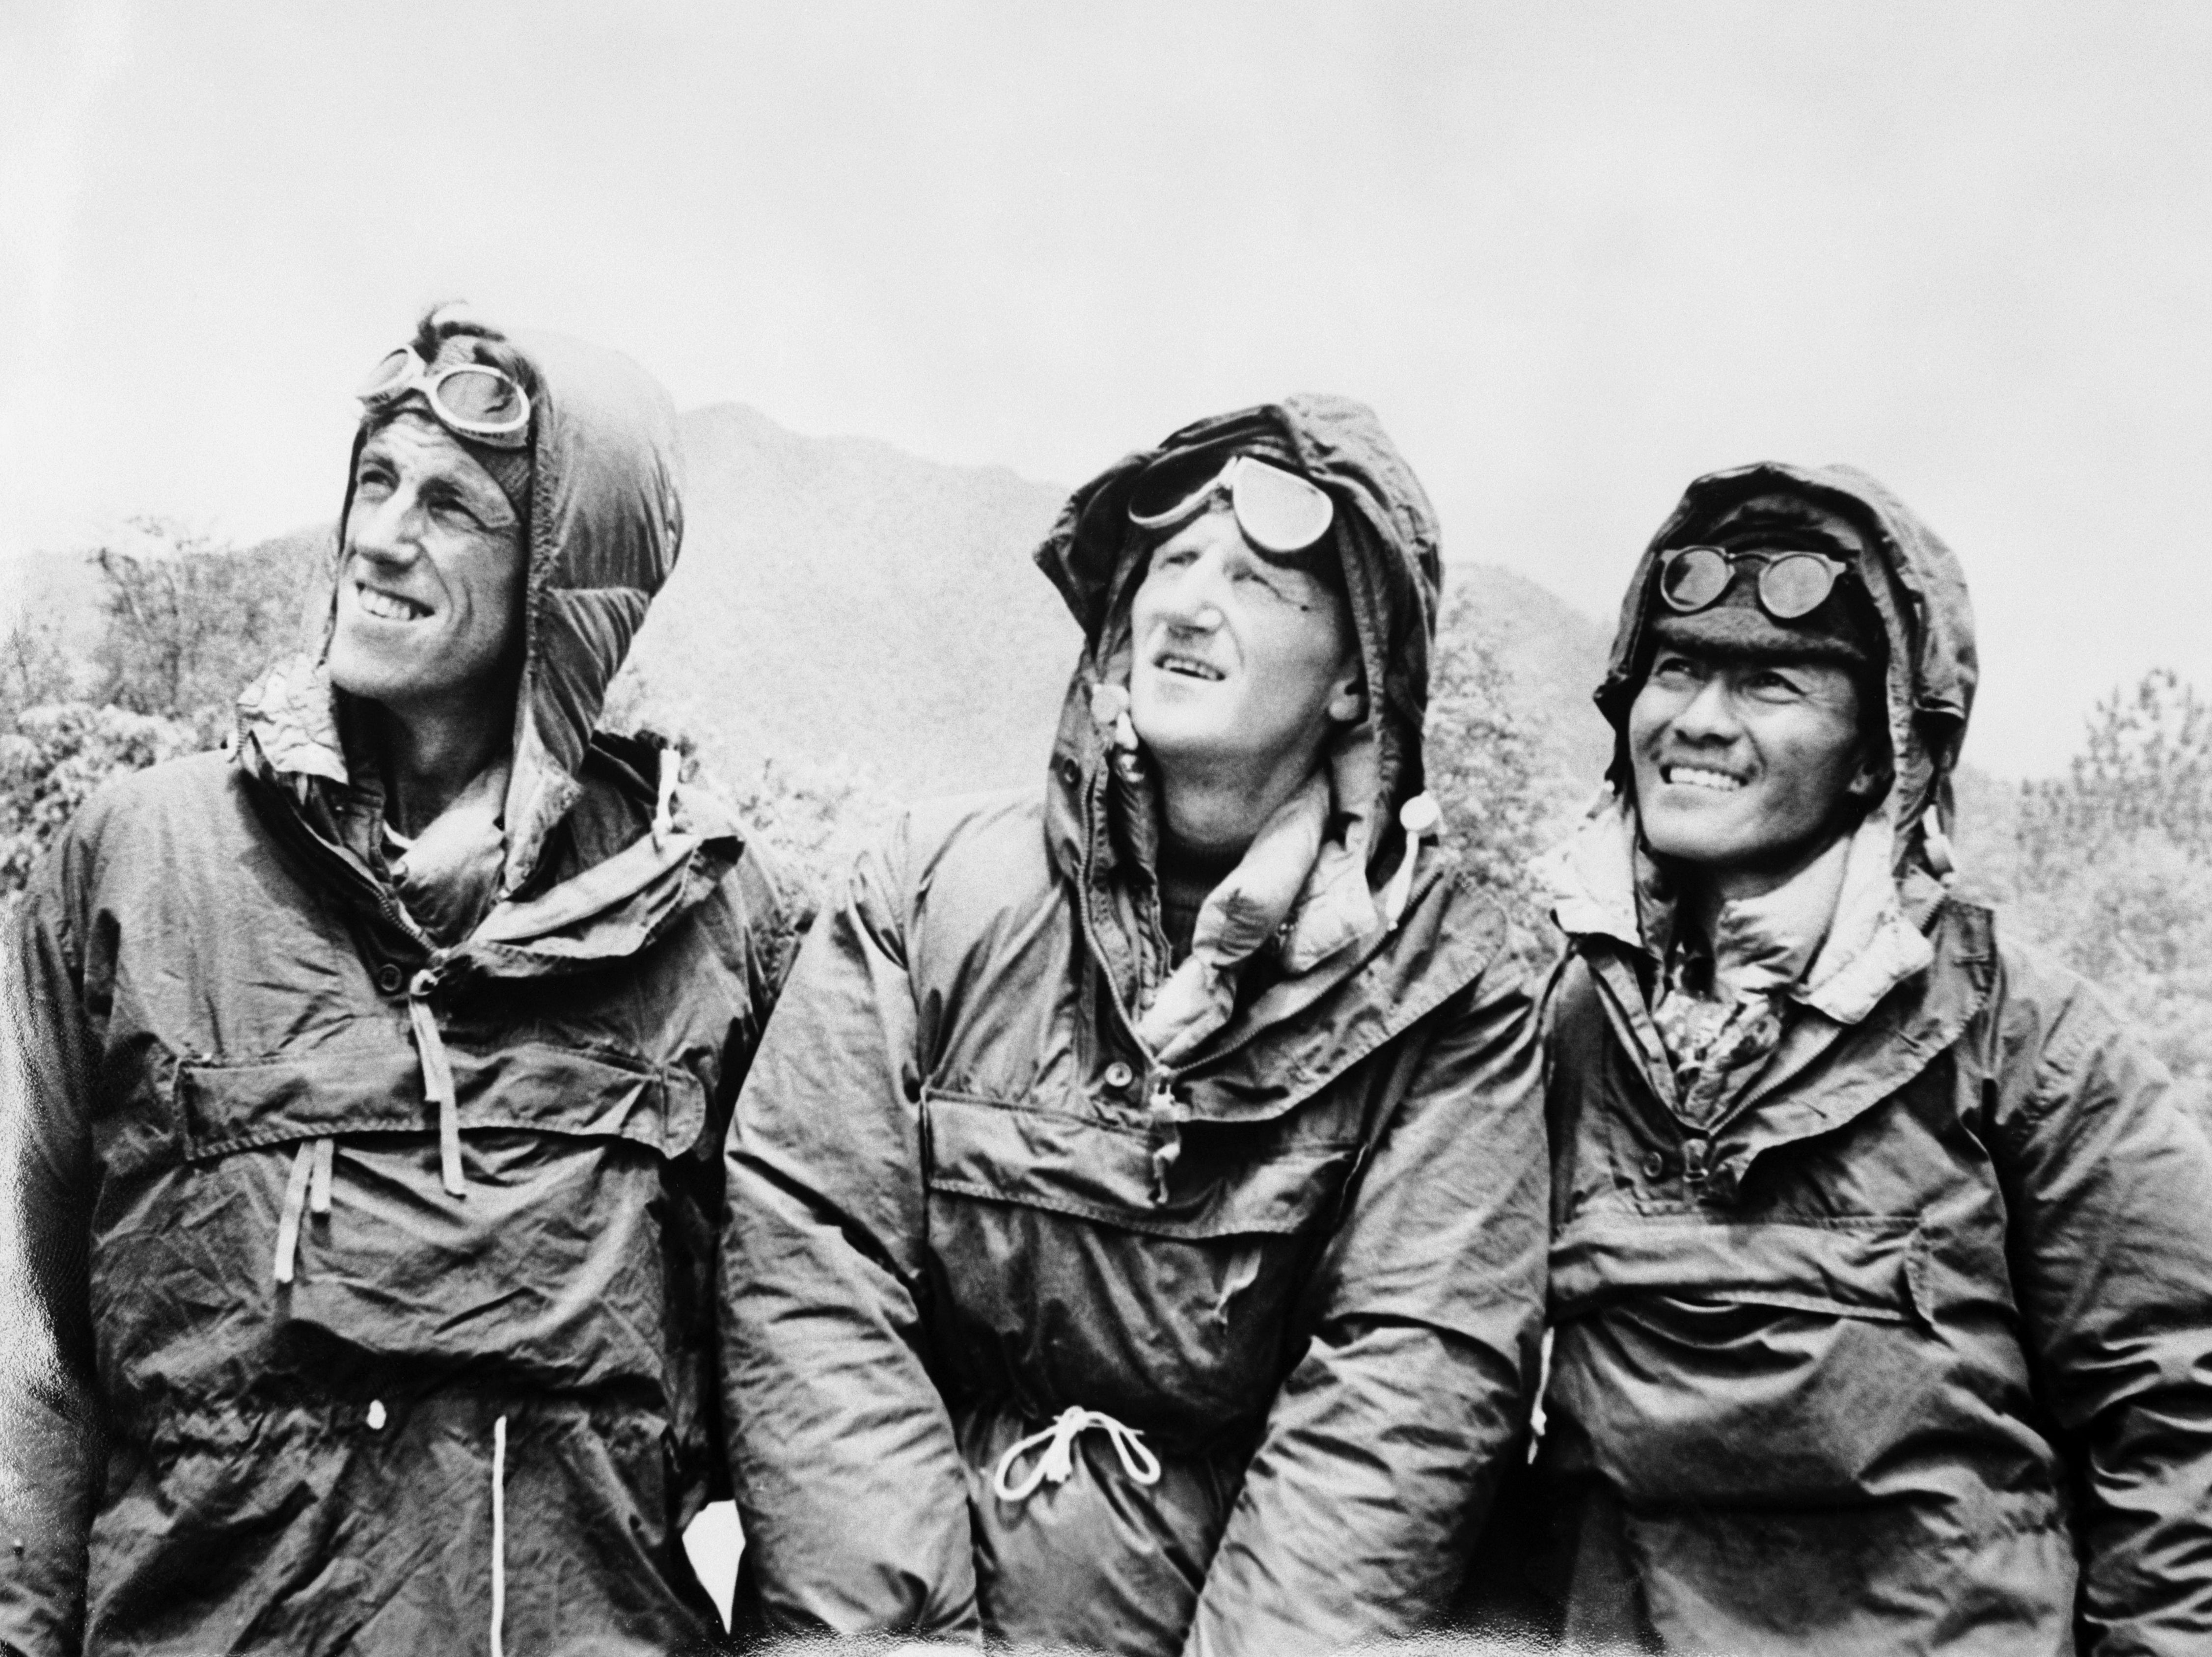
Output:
[347, 491, 421, 567]
[1670, 675, 1742, 741]
[1158, 555, 1227, 630]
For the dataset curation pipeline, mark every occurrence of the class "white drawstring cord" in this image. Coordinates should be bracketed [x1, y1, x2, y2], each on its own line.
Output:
[273, 1137, 339, 1283]
[651, 747, 680, 849]
[1381, 793, 1441, 928]
[409, 973, 464, 1195]
[991, 1405, 1162, 1503]
[272, 1140, 314, 1284]
[490, 1414, 508, 1657]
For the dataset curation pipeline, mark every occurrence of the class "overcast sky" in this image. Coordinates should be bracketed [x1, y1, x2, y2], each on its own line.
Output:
[3, 1, 2206, 775]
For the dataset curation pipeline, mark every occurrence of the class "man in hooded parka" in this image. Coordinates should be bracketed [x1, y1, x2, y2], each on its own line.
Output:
[1526, 462, 2212, 1653]
[722, 397, 1547, 1656]
[0, 308, 807, 1654]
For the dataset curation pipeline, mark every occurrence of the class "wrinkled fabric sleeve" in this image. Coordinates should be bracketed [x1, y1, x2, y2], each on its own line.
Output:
[1185, 963, 1548, 1657]
[0, 850, 104, 1654]
[1996, 962, 2212, 1655]
[720, 819, 981, 1642]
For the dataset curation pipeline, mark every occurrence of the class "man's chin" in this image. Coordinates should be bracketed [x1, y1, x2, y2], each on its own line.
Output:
[326, 639, 419, 705]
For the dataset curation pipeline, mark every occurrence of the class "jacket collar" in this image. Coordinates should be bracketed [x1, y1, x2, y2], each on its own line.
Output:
[233, 650, 740, 976]
[1540, 789, 1934, 1026]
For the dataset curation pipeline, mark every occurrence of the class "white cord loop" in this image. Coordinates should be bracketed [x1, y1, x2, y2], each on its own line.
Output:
[1381, 793, 1441, 928]
[991, 1405, 1162, 1503]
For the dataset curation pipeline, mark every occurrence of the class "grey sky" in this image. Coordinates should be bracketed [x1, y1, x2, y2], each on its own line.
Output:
[3, 0, 2207, 775]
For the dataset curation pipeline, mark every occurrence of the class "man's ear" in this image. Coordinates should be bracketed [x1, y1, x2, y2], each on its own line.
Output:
[1326, 660, 1366, 725]
[1844, 746, 1891, 806]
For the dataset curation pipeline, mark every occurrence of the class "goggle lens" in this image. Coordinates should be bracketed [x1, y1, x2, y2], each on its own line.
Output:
[355, 344, 530, 446]
[1657, 544, 1847, 622]
[1127, 451, 1334, 554]
[357, 348, 421, 402]
[1126, 449, 1223, 528]
[1658, 546, 1732, 611]
[1758, 552, 1838, 619]
[433, 365, 526, 429]
[1230, 459, 1335, 554]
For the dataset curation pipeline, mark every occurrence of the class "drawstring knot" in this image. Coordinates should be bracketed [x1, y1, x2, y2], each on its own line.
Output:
[1381, 793, 1440, 928]
[991, 1405, 1162, 1503]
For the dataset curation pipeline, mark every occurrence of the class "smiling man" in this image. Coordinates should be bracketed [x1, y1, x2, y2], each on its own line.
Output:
[0, 307, 805, 1655]
[722, 398, 1546, 1656]
[1524, 463, 2212, 1653]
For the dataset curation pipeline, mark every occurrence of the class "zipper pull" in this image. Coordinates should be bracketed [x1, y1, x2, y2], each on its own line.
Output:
[1147, 1078, 1186, 1206]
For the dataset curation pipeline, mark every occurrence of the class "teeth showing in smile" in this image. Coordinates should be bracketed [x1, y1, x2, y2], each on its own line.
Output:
[1158, 653, 1224, 681]
[1665, 765, 1746, 792]
[357, 585, 430, 623]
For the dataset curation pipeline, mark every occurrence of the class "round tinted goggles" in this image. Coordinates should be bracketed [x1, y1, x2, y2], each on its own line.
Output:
[1657, 544, 1850, 621]
[1126, 452, 1335, 555]
[357, 345, 531, 448]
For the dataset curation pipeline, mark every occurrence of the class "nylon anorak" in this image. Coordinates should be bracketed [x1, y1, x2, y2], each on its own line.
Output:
[721, 397, 1547, 1657]
[1527, 463, 2212, 1655]
[0, 329, 807, 1655]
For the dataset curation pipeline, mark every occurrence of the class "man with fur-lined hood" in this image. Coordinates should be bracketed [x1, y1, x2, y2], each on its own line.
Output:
[0, 306, 806, 1654]
[1524, 462, 2212, 1653]
[722, 398, 1547, 1656]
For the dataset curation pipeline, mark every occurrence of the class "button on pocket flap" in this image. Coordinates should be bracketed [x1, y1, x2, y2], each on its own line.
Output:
[180, 1039, 697, 1162]
[1550, 1211, 1921, 1325]
[924, 1092, 1355, 1240]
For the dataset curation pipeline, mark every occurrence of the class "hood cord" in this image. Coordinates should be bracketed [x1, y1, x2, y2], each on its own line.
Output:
[1380, 793, 1441, 928]
[651, 747, 680, 850]
[1919, 804, 1957, 883]
[409, 970, 465, 1195]
[992, 1405, 1162, 1503]
[490, 1413, 509, 1657]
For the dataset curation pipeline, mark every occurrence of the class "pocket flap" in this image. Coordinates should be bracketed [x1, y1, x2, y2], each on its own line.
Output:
[1550, 1210, 1922, 1324]
[924, 1091, 1354, 1240]
[178, 1036, 701, 1162]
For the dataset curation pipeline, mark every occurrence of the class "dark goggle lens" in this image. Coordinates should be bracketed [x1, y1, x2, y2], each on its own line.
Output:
[1659, 546, 1732, 611]
[1127, 450, 1228, 527]
[433, 365, 525, 428]
[1758, 552, 1840, 619]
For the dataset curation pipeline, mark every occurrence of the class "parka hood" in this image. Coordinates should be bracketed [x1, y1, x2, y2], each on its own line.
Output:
[245, 324, 686, 900]
[1596, 461, 1978, 875]
[1034, 394, 1444, 870]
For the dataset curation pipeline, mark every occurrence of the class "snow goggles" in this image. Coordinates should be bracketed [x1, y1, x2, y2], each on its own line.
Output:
[1127, 452, 1335, 556]
[1657, 544, 1851, 622]
[356, 345, 531, 448]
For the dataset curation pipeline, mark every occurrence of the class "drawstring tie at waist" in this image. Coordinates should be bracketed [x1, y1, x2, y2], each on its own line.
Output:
[992, 1405, 1162, 1503]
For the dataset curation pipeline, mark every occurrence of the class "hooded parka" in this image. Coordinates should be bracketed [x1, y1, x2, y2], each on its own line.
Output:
[1527, 463, 2212, 1655]
[721, 397, 1547, 1657]
[0, 329, 807, 1655]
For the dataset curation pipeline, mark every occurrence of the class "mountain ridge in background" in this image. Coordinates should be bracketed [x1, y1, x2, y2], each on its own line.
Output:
[10, 402, 1618, 801]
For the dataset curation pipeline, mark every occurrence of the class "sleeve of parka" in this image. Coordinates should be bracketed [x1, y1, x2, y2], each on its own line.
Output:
[1185, 959, 1549, 1657]
[1992, 951, 2212, 1655]
[0, 847, 105, 1655]
[720, 818, 982, 1643]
